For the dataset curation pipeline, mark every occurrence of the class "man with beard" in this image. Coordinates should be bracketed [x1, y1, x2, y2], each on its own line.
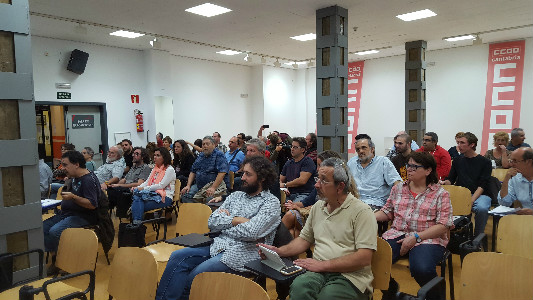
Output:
[259, 157, 377, 300]
[156, 156, 281, 300]
[347, 136, 401, 210]
[391, 133, 412, 181]
[181, 136, 229, 203]
[94, 145, 126, 190]
[121, 139, 134, 174]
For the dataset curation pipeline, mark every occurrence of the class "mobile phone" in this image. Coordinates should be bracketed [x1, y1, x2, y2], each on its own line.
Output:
[280, 265, 302, 275]
[262, 124, 269, 128]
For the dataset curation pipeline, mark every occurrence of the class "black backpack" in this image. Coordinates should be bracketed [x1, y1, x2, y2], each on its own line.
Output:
[118, 223, 146, 247]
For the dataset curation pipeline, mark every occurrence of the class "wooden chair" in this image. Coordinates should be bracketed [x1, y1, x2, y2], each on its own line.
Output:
[108, 247, 158, 300]
[372, 237, 392, 291]
[0, 228, 98, 300]
[56, 186, 64, 200]
[142, 180, 180, 241]
[144, 203, 212, 279]
[189, 272, 269, 300]
[229, 171, 235, 191]
[491, 168, 508, 182]
[460, 252, 533, 300]
[496, 215, 533, 259]
[280, 189, 286, 212]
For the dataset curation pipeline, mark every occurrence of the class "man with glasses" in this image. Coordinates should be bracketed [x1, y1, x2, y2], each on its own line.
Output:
[280, 137, 316, 203]
[121, 139, 134, 174]
[441, 132, 492, 236]
[416, 132, 451, 180]
[94, 145, 126, 190]
[497, 147, 533, 215]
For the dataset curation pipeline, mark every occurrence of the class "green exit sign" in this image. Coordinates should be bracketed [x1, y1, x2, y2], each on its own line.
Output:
[57, 92, 71, 99]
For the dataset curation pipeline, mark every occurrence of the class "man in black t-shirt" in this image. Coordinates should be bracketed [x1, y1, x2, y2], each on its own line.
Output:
[280, 137, 316, 202]
[391, 133, 412, 182]
[121, 139, 134, 174]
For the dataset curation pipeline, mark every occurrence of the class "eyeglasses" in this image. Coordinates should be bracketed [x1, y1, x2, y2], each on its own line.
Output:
[509, 159, 525, 164]
[291, 145, 302, 149]
[133, 152, 141, 156]
[406, 163, 425, 170]
[423, 138, 433, 142]
[314, 176, 332, 185]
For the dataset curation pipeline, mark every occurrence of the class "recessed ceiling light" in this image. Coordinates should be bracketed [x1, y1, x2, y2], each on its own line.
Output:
[216, 50, 242, 55]
[444, 35, 476, 42]
[185, 3, 232, 17]
[109, 30, 145, 38]
[290, 33, 316, 41]
[396, 9, 436, 21]
[284, 61, 307, 66]
[355, 50, 379, 55]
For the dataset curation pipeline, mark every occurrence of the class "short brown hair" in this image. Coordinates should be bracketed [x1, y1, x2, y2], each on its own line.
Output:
[463, 132, 478, 151]
[493, 131, 509, 145]
[455, 132, 465, 139]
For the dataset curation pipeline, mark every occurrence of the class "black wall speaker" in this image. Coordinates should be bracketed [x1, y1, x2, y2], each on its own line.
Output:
[67, 49, 89, 75]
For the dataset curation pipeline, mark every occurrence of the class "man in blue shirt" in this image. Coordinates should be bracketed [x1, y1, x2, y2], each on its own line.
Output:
[507, 128, 531, 151]
[280, 137, 316, 203]
[498, 147, 533, 215]
[225, 136, 245, 173]
[181, 136, 229, 203]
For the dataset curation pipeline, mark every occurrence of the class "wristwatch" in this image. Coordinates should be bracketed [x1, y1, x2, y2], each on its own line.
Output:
[283, 183, 287, 188]
[413, 232, 422, 243]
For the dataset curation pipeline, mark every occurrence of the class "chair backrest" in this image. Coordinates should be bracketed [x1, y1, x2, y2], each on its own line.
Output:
[229, 171, 235, 190]
[372, 237, 392, 290]
[460, 252, 533, 300]
[173, 179, 181, 202]
[280, 190, 286, 211]
[176, 203, 212, 236]
[496, 215, 533, 259]
[108, 247, 158, 300]
[56, 186, 64, 200]
[55, 228, 98, 275]
[442, 185, 472, 216]
[491, 168, 507, 182]
[189, 272, 269, 300]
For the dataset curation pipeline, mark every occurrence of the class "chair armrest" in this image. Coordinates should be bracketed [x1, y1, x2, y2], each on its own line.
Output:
[205, 231, 221, 238]
[460, 232, 487, 252]
[1, 249, 45, 284]
[416, 276, 445, 300]
[41, 270, 95, 300]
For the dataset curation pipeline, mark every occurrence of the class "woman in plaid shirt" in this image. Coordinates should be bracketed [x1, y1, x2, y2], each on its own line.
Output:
[375, 152, 453, 300]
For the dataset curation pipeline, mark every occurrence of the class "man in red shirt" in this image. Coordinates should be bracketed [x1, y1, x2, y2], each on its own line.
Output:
[416, 132, 451, 180]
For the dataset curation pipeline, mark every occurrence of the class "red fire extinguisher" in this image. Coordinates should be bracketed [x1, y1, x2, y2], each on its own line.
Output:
[134, 109, 144, 132]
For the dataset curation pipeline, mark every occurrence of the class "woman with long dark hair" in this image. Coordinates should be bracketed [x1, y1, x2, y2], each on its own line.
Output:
[172, 140, 195, 189]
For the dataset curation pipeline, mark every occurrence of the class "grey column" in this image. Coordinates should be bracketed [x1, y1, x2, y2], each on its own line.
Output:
[316, 5, 348, 160]
[404, 40, 427, 145]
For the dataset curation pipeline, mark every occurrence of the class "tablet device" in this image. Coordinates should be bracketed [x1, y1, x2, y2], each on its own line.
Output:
[258, 245, 303, 275]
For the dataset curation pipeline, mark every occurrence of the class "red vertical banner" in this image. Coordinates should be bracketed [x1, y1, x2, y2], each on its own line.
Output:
[347, 61, 365, 154]
[481, 40, 525, 154]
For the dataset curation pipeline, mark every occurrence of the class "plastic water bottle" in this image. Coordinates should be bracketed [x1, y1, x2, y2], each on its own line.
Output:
[491, 160, 496, 169]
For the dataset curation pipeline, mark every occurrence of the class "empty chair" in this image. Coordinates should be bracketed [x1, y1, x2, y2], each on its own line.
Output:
[496, 214, 533, 259]
[189, 272, 269, 300]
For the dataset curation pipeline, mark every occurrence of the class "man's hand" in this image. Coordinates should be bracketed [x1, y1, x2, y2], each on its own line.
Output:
[181, 186, 190, 195]
[517, 208, 533, 215]
[398, 235, 417, 256]
[256, 243, 280, 260]
[206, 186, 216, 197]
[218, 208, 230, 216]
[275, 145, 282, 152]
[284, 200, 299, 211]
[231, 216, 250, 226]
[504, 168, 519, 181]
[208, 196, 223, 203]
[100, 183, 108, 190]
[294, 258, 326, 272]
[61, 192, 74, 201]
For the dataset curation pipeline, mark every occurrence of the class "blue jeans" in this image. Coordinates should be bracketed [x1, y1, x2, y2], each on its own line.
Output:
[472, 195, 491, 236]
[43, 214, 90, 252]
[131, 189, 172, 221]
[181, 184, 199, 203]
[288, 192, 310, 203]
[156, 246, 232, 300]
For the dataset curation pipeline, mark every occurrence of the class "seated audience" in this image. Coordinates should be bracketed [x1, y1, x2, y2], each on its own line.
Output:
[156, 132, 164, 148]
[81, 147, 96, 172]
[441, 132, 492, 236]
[268, 133, 291, 174]
[305, 133, 318, 165]
[162, 136, 173, 161]
[448, 131, 465, 161]
[131, 147, 175, 224]
[52, 143, 76, 181]
[507, 127, 530, 151]
[498, 147, 533, 215]
[94, 146, 126, 190]
[186, 139, 203, 157]
[39, 151, 53, 199]
[145, 142, 157, 164]
[156, 156, 281, 300]
[43, 151, 99, 271]
[237, 132, 247, 153]
[386, 130, 419, 159]
[260, 157, 377, 300]
[282, 150, 341, 238]
[376, 152, 453, 300]
[225, 136, 245, 173]
[181, 136, 229, 203]
[484, 131, 511, 168]
[121, 139, 134, 174]
[212, 131, 227, 153]
[390, 133, 412, 182]
[416, 132, 451, 180]
[172, 140, 195, 189]
[280, 137, 316, 203]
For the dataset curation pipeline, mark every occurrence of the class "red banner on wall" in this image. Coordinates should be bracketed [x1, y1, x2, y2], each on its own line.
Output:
[481, 40, 526, 154]
[347, 61, 365, 154]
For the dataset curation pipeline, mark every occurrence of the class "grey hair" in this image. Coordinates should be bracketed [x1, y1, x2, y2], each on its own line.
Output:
[320, 157, 359, 197]
[356, 138, 375, 149]
[83, 147, 95, 158]
[110, 146, 123, 158]
[511, 128, 524, 138]
[246, 138, 266, 153]
[202, 135, 216, 145]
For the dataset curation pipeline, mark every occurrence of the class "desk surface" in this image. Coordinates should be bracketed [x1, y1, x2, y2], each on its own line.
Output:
[244, 259, 304, 283]
[41, 199, 62, 211]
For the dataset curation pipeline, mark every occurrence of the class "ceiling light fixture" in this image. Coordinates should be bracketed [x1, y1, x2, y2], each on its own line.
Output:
[244, 53, 252, 62]
[216, 49, 242, 55]
[261, 56, 267, 64]
[273, 59, 281, 68]
[185, 3, 232, 17]
[396, 9, 436, 22]
[290, 33, 316, 41]
[355, 50, 379, 55]
[472, 35, 483, 45]
[308, 60, 315, 67]
[109, 30, 145, 38]
[150, 38, 161, 49]
[444, 34, 476, 42]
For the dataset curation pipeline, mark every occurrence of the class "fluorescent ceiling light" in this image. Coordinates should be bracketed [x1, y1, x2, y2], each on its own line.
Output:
[444, 35, 476, 42]
[290, 33, 316, 41]
[284, 61, 307, 66]
[216, 49, 242, 55]
[396, 9, 436, 21]
[109, 30, 145, 38]
[185, 3, 231, 17]
[355, 50, 379, 55]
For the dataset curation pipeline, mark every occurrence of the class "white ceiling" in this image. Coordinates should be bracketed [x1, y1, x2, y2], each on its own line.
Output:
[28, 0, 533, 68]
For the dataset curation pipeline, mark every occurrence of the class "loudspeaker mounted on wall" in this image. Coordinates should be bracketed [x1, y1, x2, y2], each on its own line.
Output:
[67, 49, 89, 75]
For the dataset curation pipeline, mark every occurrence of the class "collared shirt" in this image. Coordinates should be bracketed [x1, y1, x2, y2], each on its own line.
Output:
[39, 159, 53, 197]
[208, 190, 281, 272]
[281, 156, 316, 194]
[507, 142, 531, 151]
[299, 194, 377, 294]
[94, 157, 126, 184]
[347, 156, 402, 207]
[381, 183, 453, 248]
[416, 145, 452, 180]
[225, 149, 245, 173]
[192, 149, 229, 188]
[124, 164, 152, 184]
[498, 173, 533, 209]
[216, 143, 228, 153]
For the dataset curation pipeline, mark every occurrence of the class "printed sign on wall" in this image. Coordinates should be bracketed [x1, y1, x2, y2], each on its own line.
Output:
[480, 40, 525, 154]
[347, 61, 365, 154]
[72, 115, 94, 129]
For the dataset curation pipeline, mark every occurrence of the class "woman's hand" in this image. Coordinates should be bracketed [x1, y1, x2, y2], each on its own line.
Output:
[398, 235, 417, 256]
